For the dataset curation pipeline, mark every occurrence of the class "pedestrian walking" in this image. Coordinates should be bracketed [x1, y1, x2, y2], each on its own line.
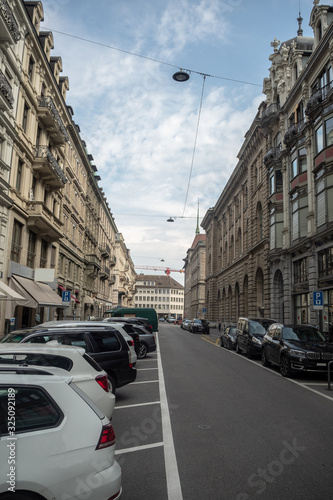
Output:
[218, 321, 221, 332]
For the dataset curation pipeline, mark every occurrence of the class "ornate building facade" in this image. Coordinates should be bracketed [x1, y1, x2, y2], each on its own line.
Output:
[183, 233, 206, 319]
[0, 0, 136, 332]
[202, 1, 333, 336]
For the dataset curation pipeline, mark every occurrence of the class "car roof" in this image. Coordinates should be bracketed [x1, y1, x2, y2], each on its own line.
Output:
[0, 343, 85, 356]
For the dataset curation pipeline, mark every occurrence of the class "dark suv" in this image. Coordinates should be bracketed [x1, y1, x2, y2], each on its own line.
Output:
[189, 319, 210, 334]
[235, 317, 276, 358]
[0, 323, 136, 393]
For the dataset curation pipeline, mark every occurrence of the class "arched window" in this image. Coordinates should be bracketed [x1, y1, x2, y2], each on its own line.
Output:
[257, 202, 263, 240]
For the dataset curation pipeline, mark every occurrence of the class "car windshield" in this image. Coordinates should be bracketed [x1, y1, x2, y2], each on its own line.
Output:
[194, 320, 202, 325]
[228, 328, 237, 336]
[0, 333, 26, 343]
[248, 321, 266, 335]
[282, 326, 326, 342]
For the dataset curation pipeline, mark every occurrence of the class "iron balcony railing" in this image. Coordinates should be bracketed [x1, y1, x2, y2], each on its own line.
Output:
[0, 69, 14, 107]
[284, 118, 305, 145]
[0, 0, 21, 42]
[305, 81, 333, 116]
[38, 96, 69, 142]
[35, 146, 67, 186]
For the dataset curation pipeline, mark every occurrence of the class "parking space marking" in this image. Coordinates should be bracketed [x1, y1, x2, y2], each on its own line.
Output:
[136, 367, 158, 371]
[115, 442, 164, 455]
[156, 334, 183, 500]
[114, 401, 161, 410]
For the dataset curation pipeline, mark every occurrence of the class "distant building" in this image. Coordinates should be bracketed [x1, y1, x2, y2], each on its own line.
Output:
[134, 274, 184, 319]
[183, 234, 206, 319]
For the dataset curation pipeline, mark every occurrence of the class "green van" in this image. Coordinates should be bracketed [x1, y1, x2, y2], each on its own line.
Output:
[103, 307, 158, 332]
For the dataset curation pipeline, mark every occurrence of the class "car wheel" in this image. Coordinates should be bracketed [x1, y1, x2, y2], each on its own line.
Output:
[228, 340, 233, 350]
[261, 348, 270, 367]
[0, 494, 39, 500]
[246, 346, 252, 359]
[280, 354, 292, 377]
[108, 375, 116, 394]
[236, 342, 241, 354]
[138, 342, 148, 359]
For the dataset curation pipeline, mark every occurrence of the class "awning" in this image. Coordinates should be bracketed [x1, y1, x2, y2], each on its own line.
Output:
[83, 295, 94, 305]
[0, 280, 26, 301]
[11, 275, 65, 308]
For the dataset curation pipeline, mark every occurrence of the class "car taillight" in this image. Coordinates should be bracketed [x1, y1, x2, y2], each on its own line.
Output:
[127, 339, 134, 347]
[96, 423, 116, 449]
[95, 374, 109, 392]
[107, 492, 121, 500]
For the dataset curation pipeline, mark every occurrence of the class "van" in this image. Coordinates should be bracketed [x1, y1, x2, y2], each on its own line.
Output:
[104, 307, 159, 332]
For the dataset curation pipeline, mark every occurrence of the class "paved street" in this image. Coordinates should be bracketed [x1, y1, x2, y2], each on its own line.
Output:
[113, 323, 333, 500]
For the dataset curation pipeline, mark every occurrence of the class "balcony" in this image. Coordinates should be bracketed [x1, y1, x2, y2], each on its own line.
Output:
[261, 103, 280, 127]
[305, 82, 333, 118]
[100, 264, 110, 280]
[38, 96, 69, 145]
[85, 254, 101, 271]
[109, 255, 117, 266]
[0, 69, 14, 110]
[99, 242, 111, 258]
[33, 146, 67, 190]
[26, 201, 63, 242]
[108, 274, 116, 284]
[284, 118, 305, 147]
[263, 145, 282, 167]
[0, 0, 21, 44]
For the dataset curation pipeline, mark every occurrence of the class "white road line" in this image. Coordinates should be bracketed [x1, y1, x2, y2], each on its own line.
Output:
[137, 367, 158, 371]
[115, 442, 164, 455]
[131, 380, 159, 384]
[115, 401, 161, 410]
[156, 334, 183, 500]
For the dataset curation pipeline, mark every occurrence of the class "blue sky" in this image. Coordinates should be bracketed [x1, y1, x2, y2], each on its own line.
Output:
[41, 0, 316, 285]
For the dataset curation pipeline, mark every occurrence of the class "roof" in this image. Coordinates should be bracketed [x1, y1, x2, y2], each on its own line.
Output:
[189, 233, 206, 250]
[135, 274, 184, 289]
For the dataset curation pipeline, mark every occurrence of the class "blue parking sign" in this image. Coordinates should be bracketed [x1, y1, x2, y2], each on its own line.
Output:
[62, 290, 71, 303]
[313, 291, 323, 310]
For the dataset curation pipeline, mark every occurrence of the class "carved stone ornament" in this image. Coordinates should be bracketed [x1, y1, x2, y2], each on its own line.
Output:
[270, 38, 280, 53]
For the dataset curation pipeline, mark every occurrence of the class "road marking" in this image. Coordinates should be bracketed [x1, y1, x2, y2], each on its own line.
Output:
[137, 367, 158, 371]
[115, 401, 161, 409]
[156, 333, 183, 499]
[115, 442, 164, 455]
[131, 380, 159, 384]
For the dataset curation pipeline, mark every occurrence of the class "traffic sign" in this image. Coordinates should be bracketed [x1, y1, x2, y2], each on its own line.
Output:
[313, 291, 323, 310]
[62, 290, 71, 303]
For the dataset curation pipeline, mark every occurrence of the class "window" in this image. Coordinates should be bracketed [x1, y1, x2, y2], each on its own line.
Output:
[0, 386, 63, 435]
[16, 160, 23, 192]
[291, 196, 308, 241]
[294, 293, 309, 324]
[22, 103, 29, 133]
[291, 147, 307, 179]
[28, 56, 34, 81]
[315, 116, 333, 154]
[270, 211, 283, 250]
[11, 220, 23, 262]
[269, 169, 283, 195]
[40, 239, 48, 268]
[257, 202, 263, 240]
[318, 248, 333, 278]
[316, 172, 333, 227]
[294, 257, 308, 284]
[27, 231, 36, 269]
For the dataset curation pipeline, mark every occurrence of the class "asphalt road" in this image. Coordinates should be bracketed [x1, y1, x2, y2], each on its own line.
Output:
[113, 323, 333, 500]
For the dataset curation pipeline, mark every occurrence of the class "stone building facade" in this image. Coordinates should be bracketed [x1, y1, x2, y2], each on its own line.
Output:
[0, 0, 135, 332]
[202, 1, 333, 336]
[183, 233, 206, 319]
[134, 274, 184, 319]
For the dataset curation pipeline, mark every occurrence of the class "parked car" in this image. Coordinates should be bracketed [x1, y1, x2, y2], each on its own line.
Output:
[0, 343, 115, 419]
[181, 319, 190, 330]
[188, 319, 210, 334]
[220, 325, 237, 350]
[1, 322, 137, 394]
[130, 324, 156, 359]
[168, 316, 176, 323]
[262, 323, 333, 377]
[0, 365, 122, 499]
[102, 317, 156, 359]
[103, 316, 153, 335]
[235, 317, 276, 358]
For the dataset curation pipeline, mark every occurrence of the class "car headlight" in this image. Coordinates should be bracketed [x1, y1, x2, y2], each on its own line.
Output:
[251, 336, 262, 345]
[290, 349, 305, 358]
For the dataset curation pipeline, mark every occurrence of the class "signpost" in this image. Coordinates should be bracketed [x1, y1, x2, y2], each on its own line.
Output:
[62, 290, 71, 319]
[313, 291, 323, 310]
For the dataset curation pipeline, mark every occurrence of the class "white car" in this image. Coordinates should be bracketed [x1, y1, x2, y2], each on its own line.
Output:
[0, 343, 115, 419]
[0, 365, 121, 499]
[39, 320, 138, 365]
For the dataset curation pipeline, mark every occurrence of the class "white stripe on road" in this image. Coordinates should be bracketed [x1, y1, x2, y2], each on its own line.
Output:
[115, 441, 164, 455]
[156, 333, 183, 500]
[131, 380, 159, 384]
[114, 401, 161, 410]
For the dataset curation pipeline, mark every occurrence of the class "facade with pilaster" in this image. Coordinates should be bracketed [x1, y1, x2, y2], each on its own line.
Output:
[183, 234, 206, 319]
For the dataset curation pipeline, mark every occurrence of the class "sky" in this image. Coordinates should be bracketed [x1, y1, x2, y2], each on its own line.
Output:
[40, 0, 316, 286]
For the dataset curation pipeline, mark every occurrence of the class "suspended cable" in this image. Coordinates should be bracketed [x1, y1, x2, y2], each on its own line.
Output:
[182, 74, 206, 218]
[43, 27, 262, 88]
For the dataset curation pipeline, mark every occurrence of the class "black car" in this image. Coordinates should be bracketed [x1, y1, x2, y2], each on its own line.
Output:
[188, 319, 210, 334]
[262, 323, 333, 377]
[103, 316, 153, 334]
[235, 317, 276, 358]
[220, 325, 237, 350]
[102, 318, 156, 358]
[0, 323, 137, 393]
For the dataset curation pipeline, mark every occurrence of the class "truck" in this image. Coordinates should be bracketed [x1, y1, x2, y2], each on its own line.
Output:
[103, 307, 158, 333]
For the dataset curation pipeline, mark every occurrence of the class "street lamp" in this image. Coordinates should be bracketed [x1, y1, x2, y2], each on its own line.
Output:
[172, 70, 190, 82]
